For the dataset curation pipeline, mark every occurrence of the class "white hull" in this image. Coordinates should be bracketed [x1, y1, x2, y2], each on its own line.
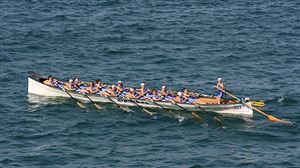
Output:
[28, 75, 253, 117]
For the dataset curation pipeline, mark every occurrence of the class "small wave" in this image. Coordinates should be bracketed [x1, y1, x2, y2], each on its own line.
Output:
[266, 96, 298, 106]
[0, 158, 14, 164]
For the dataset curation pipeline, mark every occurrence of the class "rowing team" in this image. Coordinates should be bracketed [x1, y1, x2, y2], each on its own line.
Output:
[44, 75, 226, 104]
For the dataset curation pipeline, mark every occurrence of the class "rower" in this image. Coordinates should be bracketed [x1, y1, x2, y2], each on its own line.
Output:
[43, 75, 58, 87]
[162, 90, 175, 102]
[65, 79, 75, 90]
[187, 92, 202, 104]
[102, 85, 118, 97]
[126, 88, 138, 99]
[149, 89, 161, 101]
[182, 89, 197, 104]
[116, 81, 124, 93]
[160, 85, 168, 98]
[95, 79, 106, 92]
[138, 82, 148, 98]
[172, 92, 185, 103]
[183, 88, 190, 100]
[79, 82, 98, 94]
[215, 78, 225, 104]
[82, 82, 98, 94]
[73, 78, 82, 89]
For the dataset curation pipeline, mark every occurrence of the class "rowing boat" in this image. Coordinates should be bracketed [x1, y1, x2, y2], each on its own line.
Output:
[27, 72, 253, 117]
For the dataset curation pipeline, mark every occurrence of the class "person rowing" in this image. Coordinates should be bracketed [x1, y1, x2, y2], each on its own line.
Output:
[183, 88, 190, 100]
[148, 89, 161, 101]
[138, 82, 149, 98]
[101, 85, 118, 97]
[187, 92, 202, 104]
[181, 89, 200, 104]
[81, 82, 98, 94]
[116, 81, 124, 93]
[126, 88, 139, 99]
[115, 81, 132, 97]
[160, 85, 168, 98]
[161, 90, 175, 102]
[95, 79, 106, 92]
[181, 89, 197, 104]
[74, 78, 85, 90]
[43, 75, 58, 87]
[64, 79, 76, 90]
[215, 78, 225, 104]
[172, 92, 185, 103]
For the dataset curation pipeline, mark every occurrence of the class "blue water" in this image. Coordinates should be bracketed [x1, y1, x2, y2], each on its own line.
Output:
[1, 0, 300, 167]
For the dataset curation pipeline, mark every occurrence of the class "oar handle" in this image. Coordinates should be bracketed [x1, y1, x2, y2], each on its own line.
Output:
[215, 86, 290, 124]
[215, 86, 241, 101]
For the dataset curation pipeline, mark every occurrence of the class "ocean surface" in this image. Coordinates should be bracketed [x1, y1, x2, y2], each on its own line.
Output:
[1, 0, 300, 167]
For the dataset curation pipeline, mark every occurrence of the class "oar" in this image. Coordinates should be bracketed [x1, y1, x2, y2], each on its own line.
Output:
[151, 100, 184, 122]
[58, 84, 85, 108]
[194, 104, 223, 124]
[127, 98, 156, 116]
[105, 95, 133, 112]
[215, 86, 291, 124]
[172, 102, 202, 120]
[84, 93, 102, 110]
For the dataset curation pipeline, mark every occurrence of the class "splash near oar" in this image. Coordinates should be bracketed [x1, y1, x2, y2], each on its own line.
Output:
[215, 86, 291, 124]
[172, 102, 202, 120]
[151, 100, 185, 122]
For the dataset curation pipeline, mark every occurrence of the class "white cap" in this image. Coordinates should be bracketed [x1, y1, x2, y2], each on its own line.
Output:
[112, 85, 116, 88]
[69, 79, 73, 82]
[177, 92, 182, 96]
[140, 83, 145, 86]
[218, 78, 222, 81]
[118, 81, 122, 84]
[162, 85, 166, 89]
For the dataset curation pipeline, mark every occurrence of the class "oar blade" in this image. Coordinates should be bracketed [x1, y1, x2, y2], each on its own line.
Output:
[77, 101, 86, 109]
[143, 108, 154, 116]
[94, 103, 102, 110]
[268, 115, 291, 124]
[192, 112, 202, 120]
[120, 106, 133, 113]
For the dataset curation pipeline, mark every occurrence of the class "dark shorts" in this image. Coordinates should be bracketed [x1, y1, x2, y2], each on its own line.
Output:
[217, 91, 224, 98]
